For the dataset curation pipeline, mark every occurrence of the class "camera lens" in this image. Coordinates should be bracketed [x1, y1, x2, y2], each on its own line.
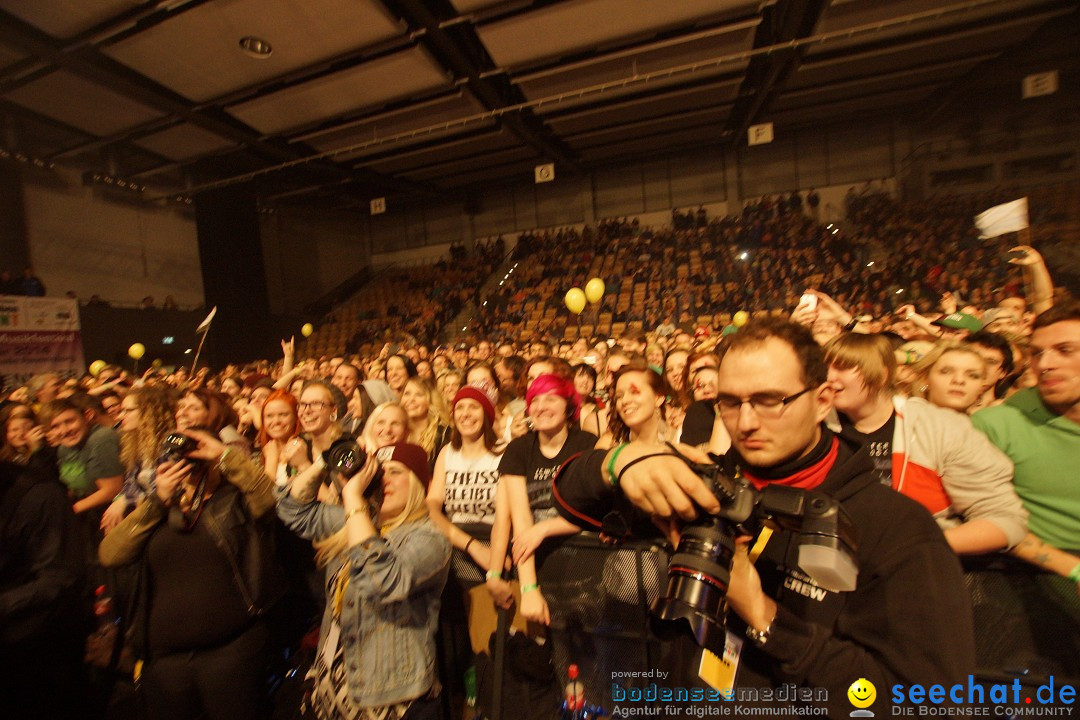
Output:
[651, 518, 736, 654]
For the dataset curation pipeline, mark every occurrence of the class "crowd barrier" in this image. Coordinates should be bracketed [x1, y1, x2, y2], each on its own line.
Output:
[446, 533, 1080, 719]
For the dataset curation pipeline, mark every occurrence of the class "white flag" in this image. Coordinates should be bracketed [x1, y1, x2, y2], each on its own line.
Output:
[195, 306, 217, 335]
[974, 198, 1029, 239]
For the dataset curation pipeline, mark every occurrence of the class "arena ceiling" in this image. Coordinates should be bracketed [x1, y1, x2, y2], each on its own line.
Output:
[0, 0, 1075, 210]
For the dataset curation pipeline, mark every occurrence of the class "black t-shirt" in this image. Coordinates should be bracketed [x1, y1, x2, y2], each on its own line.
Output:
[837, 412, 895, 487]
[146, 500, 250, 655]
[498, 427, 597, 521]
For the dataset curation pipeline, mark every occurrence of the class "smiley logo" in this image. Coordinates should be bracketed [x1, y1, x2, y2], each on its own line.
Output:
[848, 678, 877, 711]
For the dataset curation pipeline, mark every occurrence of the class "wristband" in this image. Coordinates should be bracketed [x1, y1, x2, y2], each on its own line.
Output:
[1068, 563, 1080, 583]
[521, 582, 540, 593]
[486, 569, 502, 580]
[465, 537, 476, 553]
[346, 505, 367, 520]
[607, 443, 629, 486]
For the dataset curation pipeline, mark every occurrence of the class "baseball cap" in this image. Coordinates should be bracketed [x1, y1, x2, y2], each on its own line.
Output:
[979, 308, 1019, 330]
[932, 313, 981, 333]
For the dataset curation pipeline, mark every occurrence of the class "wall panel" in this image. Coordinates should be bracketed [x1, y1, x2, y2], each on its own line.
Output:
[670, 146, 725, 206]
[594, 162, 644, 218]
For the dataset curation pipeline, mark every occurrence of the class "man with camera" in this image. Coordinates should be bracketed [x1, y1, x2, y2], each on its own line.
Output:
[554, 318, 975, 716]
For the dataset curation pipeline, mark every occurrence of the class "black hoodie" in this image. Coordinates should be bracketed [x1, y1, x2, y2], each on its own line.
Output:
[553, 430, 976, 717]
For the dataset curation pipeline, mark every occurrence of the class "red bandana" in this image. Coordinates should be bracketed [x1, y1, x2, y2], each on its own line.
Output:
[741, 437, 839, 491]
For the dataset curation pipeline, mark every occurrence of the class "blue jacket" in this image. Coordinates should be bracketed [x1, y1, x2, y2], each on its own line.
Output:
[276, 493, 450, 707]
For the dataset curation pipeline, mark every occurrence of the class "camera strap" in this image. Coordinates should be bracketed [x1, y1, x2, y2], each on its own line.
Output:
[176, 467, 209, 530]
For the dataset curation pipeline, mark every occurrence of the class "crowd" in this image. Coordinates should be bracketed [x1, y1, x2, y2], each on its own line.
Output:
[477, 190, 1042, 347]
[1, 192, 1078, 720]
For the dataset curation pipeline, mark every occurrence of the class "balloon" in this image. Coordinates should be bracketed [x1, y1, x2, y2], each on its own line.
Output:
[128, 343, 146, 360]
[152, 358, 163, 369]
[564, 288, 586, 315]
[584, 277, 606, 304]
[733, 310, 749, 327]
[301, 323, 314, 337]
[88, 360, 106, 377]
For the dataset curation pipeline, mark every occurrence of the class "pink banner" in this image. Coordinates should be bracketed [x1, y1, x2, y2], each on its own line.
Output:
[0, 296, 85, 390]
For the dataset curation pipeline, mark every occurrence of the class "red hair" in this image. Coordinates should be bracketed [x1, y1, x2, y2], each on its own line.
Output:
[526, 373, 581, 421]
[258, 389, 299, 447]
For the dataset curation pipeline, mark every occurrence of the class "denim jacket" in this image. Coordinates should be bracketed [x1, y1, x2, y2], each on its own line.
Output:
[276, 493, 450, 707]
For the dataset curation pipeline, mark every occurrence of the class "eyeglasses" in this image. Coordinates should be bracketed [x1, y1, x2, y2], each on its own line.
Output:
[298, 401, 332, 411]
[715, 386, 814, 419]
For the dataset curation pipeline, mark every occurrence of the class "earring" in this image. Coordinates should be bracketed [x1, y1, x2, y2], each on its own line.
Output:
[918, 385, 928, 394]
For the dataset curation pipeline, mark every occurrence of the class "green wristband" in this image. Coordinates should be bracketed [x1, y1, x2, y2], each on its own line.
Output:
[1068, 563, 1080, 583]
[607, 443, 629, 486]
[521, 582, 540, 593]
[486, 569, 502, 580]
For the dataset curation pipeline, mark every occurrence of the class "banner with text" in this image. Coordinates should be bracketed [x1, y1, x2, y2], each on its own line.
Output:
[0, 295, 85, 390]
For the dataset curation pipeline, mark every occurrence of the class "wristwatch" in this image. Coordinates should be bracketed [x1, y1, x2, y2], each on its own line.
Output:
[745, 621, 772, 647]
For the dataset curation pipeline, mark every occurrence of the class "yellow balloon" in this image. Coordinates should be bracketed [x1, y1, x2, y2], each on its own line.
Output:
[128, 342, 146, 360]
[88, 360, 106, 377]
[584, 277, 606, 304]
[564, 288, 586, 315]
[733, 310, 749, 327]
[301, 323, 314, 337]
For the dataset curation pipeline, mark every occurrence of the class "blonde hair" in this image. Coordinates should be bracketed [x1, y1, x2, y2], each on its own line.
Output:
[906, 342, 987, 399]
[313, 468, 429, 567]
[404, 377, 450, 457]
[361, 401, 407, 450]
[823, 333, 896, 397]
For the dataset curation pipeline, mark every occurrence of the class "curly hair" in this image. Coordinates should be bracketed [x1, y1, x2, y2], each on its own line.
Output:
[120, 385, 178, 470]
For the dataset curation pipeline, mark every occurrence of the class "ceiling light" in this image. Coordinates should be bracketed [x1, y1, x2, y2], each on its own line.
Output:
[239, 36, 273, 59]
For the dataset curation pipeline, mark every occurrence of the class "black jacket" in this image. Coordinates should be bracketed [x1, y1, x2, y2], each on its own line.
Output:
[553, 434, 976, 716]
[99, 452, 287, 654]
[0, 462, 88, 647]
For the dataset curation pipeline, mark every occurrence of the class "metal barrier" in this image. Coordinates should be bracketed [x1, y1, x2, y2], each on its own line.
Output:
[443, 532, 1080, 719]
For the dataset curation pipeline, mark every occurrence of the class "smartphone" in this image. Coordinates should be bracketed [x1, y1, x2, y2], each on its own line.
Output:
[800, 293, 817, 310]
[1006, 249, 1028, 262]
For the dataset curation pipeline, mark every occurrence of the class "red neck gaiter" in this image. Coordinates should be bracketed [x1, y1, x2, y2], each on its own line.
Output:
[741, 437, 839, 491]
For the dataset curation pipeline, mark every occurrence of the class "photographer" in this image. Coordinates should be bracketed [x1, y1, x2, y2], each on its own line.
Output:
[553, 318, 975, 717]
[98, 429, 284, 720]
[276, 442, 450, 719]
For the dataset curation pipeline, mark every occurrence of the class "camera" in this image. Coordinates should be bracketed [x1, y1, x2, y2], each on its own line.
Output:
[324, 436, 367, 477]
[160, 432, 199, 463]
[323, 436, 383, 508]
[651, 459, 858, 654]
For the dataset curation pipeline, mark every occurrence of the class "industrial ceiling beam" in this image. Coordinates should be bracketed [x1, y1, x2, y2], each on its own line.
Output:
[377, 0, 583, 173]
[723, 0, 829, 148]
[0, 8, 435, 198]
